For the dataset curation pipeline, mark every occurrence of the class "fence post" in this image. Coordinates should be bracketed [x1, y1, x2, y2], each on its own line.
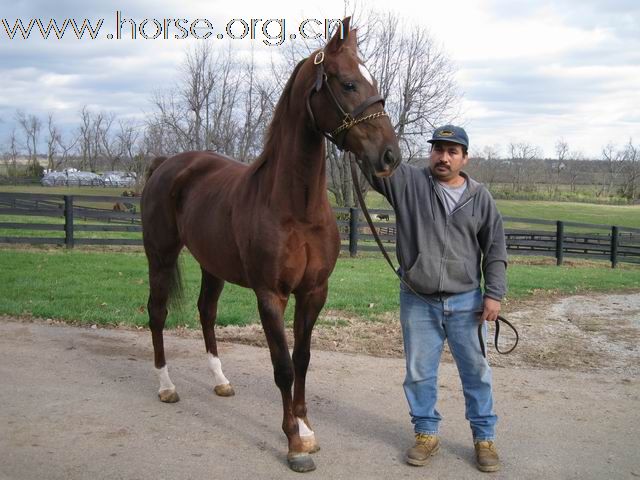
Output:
[555, 221, 564, 266]
[64, 195, 74, 249]
[349, 207, 359, 257]
[611, 226, 619, 269]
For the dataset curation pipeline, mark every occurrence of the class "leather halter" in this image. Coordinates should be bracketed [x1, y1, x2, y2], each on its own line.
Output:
[305, 51, 388, 150]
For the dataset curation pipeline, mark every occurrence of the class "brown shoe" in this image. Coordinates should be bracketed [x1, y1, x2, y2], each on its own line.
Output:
[406, 433, 440, 466]
[475, 440, 500, 472]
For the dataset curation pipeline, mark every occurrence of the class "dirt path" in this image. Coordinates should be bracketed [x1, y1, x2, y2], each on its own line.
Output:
[1, 293, 639, 480]
[215, 292, 640, 374]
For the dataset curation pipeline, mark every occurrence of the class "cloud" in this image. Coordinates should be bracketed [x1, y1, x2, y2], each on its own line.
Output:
[0, 0, 638, 159]
[436, 0, 639, 157]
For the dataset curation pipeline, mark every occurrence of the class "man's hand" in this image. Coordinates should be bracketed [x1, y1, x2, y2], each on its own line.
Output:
[480, 297, 501, 323]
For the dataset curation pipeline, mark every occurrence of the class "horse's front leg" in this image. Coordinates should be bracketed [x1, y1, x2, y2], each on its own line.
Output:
[292, 284, 328, 455]
[256, 290, 315, 473]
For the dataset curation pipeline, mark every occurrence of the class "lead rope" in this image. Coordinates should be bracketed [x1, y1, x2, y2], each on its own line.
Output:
[477, 313, 519, 357]
[349, 160, 518, 357]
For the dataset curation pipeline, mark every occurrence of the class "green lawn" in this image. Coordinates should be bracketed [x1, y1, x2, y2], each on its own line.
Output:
[363, 191, 639, 229]
[497, 200, 639, 228]
[1, 249, 637, 328]
[0, 214, 140, 240]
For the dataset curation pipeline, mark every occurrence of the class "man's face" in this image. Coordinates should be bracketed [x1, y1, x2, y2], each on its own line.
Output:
[429, 141, 468, 182]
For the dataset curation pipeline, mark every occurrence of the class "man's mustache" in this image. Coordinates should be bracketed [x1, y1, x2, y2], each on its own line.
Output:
[435, 163, 451, 170]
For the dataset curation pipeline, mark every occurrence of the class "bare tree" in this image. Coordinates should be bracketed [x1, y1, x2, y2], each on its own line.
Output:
[2, 129, 20, 176]
[619, 138, 639, 200]
[565, 150, 584, 193]
[141, 120, 172, 158]
[44, 113, 77, 171]
[116, 119, 144, 176]
[598, 142, 621, 197]
[210, 48, 243, 154]
[45, 114, 60, 171]
[97, 112, 119, 170]
[183, 42, 218, 151]
[236, 48, 276, 162]
[553, 139, 569, 194]
[482, 144, 501, 161]
[15, 110, 42, 175]
[471, 144, 502, 189]
[149, 91, 183, 154]
[78, 106, 102, 171]
[151, 43, 248, 157]
[507, 142, 542, 192]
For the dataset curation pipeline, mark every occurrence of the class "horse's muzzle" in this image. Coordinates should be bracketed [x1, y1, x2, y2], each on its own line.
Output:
[374, 146, 401, 177]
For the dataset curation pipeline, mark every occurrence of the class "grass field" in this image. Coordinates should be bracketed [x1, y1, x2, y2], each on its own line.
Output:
[363, 191, 639, 228]
[1, 249, 638, 328]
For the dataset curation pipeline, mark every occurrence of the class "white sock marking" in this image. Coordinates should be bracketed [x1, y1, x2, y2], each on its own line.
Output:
[207, 353, 230, 386]
[156, 365, 175, 393]
[296, 417, 314, 437]
[359, 63, 374, 86]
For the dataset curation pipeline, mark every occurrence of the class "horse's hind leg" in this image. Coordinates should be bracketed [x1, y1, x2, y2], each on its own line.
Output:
[292, 284, 328, 455]
[147, 248, 181, 403]
[198, 268, 234, 397]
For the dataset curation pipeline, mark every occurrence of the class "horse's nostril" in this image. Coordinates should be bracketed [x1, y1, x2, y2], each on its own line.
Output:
[383, 149, 396, 166]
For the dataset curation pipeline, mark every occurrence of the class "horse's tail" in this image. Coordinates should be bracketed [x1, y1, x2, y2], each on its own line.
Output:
[146, 156, 168, 181]
[144, 154, 183, 309]
[167, 258, 184, 310]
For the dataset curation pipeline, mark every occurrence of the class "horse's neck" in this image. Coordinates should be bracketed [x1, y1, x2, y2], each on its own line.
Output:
[258, 122, 330, 221]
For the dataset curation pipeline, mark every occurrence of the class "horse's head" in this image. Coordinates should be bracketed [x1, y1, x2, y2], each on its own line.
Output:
[304, 17, 401, 177]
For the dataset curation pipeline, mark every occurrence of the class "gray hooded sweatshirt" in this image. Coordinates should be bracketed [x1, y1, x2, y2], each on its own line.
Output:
[365, 163, 508, 301]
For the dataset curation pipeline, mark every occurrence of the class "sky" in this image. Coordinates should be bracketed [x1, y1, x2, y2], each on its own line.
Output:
[1, 0, 638, 159]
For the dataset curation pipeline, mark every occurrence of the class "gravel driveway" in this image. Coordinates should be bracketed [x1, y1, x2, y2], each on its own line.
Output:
[1, 311, 639, 480]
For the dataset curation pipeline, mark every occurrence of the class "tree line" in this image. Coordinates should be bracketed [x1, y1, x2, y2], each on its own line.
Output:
[466, 139, 639, 201]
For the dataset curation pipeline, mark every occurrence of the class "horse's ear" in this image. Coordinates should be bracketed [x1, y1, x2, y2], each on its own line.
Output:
[326, 16, 351, 53]
[349, 27, 358, 47]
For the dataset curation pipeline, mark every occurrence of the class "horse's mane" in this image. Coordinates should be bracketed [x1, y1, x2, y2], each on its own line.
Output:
[250, 58, 307, 172]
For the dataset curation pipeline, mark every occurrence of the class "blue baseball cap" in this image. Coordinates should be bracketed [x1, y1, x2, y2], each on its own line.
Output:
[427, 125, 469, 149]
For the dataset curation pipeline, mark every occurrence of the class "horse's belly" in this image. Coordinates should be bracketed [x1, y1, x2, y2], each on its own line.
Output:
[179, 210, 249, 287]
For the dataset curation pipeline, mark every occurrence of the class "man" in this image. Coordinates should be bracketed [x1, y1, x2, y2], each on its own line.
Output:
[363, 125, 507, 472]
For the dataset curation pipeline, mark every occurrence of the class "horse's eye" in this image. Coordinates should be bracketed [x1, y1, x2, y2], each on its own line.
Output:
[342, 82, 356, 92]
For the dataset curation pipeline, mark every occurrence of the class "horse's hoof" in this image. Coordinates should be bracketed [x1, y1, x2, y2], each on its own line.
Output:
[287, 453, 316, 473]
[214, 383, 235, 397]
[159, 389, 180, 403]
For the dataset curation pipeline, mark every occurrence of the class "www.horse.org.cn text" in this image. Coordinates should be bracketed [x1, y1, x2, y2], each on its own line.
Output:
[1, 14, 346, 46]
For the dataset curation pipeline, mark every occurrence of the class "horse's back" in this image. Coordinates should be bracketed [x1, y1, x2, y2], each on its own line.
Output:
[141, 151, 247, 249]
[146, 150, 245, 185]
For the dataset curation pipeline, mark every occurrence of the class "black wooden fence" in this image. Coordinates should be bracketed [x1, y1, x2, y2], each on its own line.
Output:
[333, 207, 640, 267]
[1, 192, 639, 267]
[0, 192, 142, 248]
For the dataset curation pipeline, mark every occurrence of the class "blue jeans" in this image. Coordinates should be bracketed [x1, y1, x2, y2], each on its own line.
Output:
[399, 285, 497, 441]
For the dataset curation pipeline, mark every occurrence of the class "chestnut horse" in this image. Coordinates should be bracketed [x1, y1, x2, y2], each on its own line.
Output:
[141, 18, 400, 472]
